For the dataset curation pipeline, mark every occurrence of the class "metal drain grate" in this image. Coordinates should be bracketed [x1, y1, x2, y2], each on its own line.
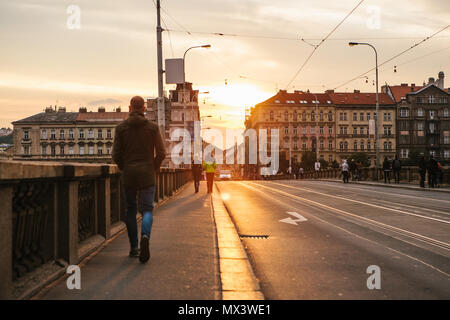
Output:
[239, 234, 269, 239]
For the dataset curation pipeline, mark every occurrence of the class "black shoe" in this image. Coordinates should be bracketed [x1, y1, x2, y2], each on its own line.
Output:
[139, 236, 150, 263]
[129, 247, 139, 258]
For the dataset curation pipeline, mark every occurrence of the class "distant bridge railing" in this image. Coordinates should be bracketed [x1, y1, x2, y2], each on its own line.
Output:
[0, 161, 190, 299]
[299, 166, 450, 185]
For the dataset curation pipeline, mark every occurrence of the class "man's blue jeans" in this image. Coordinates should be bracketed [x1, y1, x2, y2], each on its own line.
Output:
[124, 186, 155, 249]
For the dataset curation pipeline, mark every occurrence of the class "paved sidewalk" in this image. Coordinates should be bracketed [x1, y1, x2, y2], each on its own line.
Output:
[313, 178, 450, 193]
[37, 182, 220, 300]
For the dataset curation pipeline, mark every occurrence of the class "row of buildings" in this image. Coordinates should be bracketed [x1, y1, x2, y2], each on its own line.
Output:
[11, 82, 200, 167]
[11, 71, 450, 169]
[245, 71, 450, 166]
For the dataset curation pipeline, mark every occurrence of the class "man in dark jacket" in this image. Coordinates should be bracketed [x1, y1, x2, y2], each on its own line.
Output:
[382, 157, 391, 184]
[113, 96, 165, 263]
[429, 155, 438, 188]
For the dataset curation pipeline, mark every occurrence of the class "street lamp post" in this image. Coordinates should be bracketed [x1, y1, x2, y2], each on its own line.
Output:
[182, 45, 211, 168]
[349, 42, 380, 180]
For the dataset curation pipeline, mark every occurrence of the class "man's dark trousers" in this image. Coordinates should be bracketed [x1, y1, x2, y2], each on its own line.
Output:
[124, 186, 156, 249]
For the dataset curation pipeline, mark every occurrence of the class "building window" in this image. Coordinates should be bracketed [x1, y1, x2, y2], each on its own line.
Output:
[51, 145, 56, 156]
[367, 141, 371, 151]
[328, 111, 332, 121]
[107, 129, 112, 139]
[429, 122, 436, 134]
[69, 146, 74, 155]
[320, 111, 324, 121]
[417, 122, 424, 131]
[360, 127, 364, 135]
[353, 112, 357, 121]
[60, 145, 64, 155]
[320, 140, 324, 150]
[310, 127, 315, 134]
[50, 129, 56, 139]
[344, 113, 347, 121]
[88, 129, 94, 139]
[302, 142, 307, 150]
[428, 95, 436, 104]
[23, 130, 29, 140]
[97, 146, 103, 155]
[285, 126, 289, 135]
[400, 108, 409, 117]
[418, 108, 424, 117]
[319, 127, 324, 135]
[429, 110, 435, 119]
[89, 146, 94, 155]
[302, 127, 307, 134]
[354, 141, 358, 151]
[98, 129, 103, 138]
[69, 129, 74, 139]
[384, 142, 387, 150]
[366, 113, 371, 121]
[400, 149, 409, 159]
[384, 126, 392, 136]
[360, 141, 364, 151]
[284, 111, 289, 121]
[293, 127, 298, 135]
[311, 112, 315, 121]
[79, 129, 85, 139]
[444, 135, 449, 144]
[328, 127, 332, 135]
[353, 127, 357, 135]
[21, 145, 29, 155]
[79, 146, 85, 155]
[106, 146, 112, 154]
[42, 145, 46, 155]
[344, 142, 348, 151]
[41, 130, 47, 139]
[59, 129, 65, 139]
[339, 142, 343, 151]
[444, 150, 450, 159]
[444, 109, 449, 117]
[328, 140, 333, 150]
[293, 141, 298, 149]
[339, 112, 343, 121]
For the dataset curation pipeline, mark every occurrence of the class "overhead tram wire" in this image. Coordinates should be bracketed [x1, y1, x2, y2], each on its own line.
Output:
[333, 24, 450, 90]
[284, 0, 365, 90]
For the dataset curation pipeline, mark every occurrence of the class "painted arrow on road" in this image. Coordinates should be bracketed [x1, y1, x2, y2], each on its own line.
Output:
[279, 211, 308, 225]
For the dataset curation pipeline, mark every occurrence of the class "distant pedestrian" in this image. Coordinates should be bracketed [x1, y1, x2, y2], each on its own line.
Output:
[418, 155, 426, 188]
[341, 160, 349, 183]
[314, 161, 320, 179]
[382, 157, 391, 184]
[349, 159, 356, 181]
[436, 161, 443, 188]
[392, 155, 401, 184]
[113, 96, 166, 263]
[203, 156, 217, 193]
[429, 155, 438, 188]
[191, 160, 203, 193]
[299, 167, 304, 179]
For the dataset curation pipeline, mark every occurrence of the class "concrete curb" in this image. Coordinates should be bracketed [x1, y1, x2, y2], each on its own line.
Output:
[310, 178, 450, 193]
[211, 184, 264, 300]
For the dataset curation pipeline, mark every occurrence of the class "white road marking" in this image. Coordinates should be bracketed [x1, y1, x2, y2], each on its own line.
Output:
[280, 211, 308, 225]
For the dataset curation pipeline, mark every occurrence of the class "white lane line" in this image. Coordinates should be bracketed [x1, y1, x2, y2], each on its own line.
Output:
[299, 181, 450, 204]
[237, 182, 450, 278]
[245, 181, 450, 251]
[266, 181, 450, 225]
[280, 211, 308, 225]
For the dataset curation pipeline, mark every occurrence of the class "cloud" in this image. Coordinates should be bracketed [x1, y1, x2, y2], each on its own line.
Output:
[88, 98, 122, 106]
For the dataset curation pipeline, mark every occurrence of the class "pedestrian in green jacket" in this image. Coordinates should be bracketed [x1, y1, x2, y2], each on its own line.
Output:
[203, 158, 217, 193]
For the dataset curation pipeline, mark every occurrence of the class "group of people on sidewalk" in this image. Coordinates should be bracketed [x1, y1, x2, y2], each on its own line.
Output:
[418, 155, 444, 188]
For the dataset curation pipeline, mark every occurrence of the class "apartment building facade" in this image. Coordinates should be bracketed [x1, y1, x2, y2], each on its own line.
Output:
[329, 90, 397, 165]
[245, 90, 336, 165]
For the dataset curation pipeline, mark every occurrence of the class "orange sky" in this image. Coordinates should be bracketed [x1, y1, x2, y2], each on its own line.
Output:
[1, 0, 449, 131]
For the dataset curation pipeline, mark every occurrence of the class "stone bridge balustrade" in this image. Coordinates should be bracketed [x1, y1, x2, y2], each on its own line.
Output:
[0, 160, 190, 299]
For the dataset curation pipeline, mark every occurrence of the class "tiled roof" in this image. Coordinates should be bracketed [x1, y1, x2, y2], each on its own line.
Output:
[257, 90, 332, 106]
[77, 112, 129, 122]
[329, 92, 395, 105]
[388, 84, 423, 102]
[12, 112, 78, 124]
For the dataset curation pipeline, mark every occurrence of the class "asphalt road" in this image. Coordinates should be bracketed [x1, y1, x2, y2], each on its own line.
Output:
[216, 180, 450, 299]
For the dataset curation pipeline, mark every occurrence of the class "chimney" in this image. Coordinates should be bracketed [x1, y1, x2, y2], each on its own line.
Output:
[116, 107, 121, 112]
[401, 83, 408, 87]
[45, 106, 54, 113]
[325, 89, 334, 94]
[79, 107, 87, 113]
[353, 89, 360, 93]
[58, 106, 66, 113]
[437, 71, 444, 89]
[411, 83, 415, 87]
[98, 106, 106, 112]
[428, 77, 435, 85]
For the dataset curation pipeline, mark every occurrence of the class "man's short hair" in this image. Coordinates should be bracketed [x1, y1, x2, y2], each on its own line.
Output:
[130, 96, 145, 111]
